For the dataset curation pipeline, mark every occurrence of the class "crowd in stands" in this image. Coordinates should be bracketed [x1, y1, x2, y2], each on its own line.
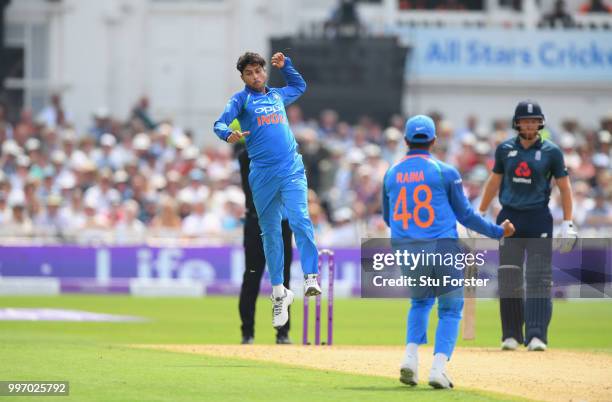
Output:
[0, 95, 610, 246]
[397, 0, 612, 14]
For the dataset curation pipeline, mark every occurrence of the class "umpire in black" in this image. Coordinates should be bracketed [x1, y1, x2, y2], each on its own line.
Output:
[477, 100, 577, 351]
[237, 144, 293, 345]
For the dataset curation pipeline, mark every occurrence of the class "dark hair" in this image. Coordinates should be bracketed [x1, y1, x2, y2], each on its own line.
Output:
[236, 52, 266, 74]
[406, 138, 434, 150]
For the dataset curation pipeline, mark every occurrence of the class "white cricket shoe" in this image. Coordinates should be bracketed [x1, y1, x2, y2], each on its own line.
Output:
[501, 337, 519, 351]
[271, 288, 294, 329]
[428, 368, 454, 389]
[304, 274, 322, 296]
[527, 337, 547, 351]
[399, 354, 418, 386]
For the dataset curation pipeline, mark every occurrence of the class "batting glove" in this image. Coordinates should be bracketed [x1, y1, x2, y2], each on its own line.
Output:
[556, 220, 578, 253]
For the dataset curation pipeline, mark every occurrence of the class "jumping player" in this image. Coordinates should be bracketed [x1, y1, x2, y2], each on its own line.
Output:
[477, 100, 577, 351]
[214, 52, 321, 330]
[383, 115, 515, 389]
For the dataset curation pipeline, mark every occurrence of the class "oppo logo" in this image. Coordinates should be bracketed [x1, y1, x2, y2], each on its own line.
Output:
[254, 104, 283, 114]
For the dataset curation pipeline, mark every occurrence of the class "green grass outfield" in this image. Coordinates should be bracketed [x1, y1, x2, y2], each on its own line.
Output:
[0, 296, 610, 401]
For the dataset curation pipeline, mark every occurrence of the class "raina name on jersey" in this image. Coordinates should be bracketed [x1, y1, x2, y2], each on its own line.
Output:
[396, 170, 425, 184]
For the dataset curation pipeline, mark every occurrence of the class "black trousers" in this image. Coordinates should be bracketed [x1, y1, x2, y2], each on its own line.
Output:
[239, 217, 293, 339]
[497, 206, 553, 345]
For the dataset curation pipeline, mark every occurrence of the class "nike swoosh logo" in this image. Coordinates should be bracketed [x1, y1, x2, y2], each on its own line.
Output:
[253, 98, 266, 104]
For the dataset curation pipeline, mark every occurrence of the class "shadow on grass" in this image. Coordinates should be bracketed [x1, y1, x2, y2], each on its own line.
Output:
[165, 364, 256, 368]
[342, 386, 444, 392]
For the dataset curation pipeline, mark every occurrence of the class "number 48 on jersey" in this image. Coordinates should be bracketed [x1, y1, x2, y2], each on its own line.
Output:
[393, 184, 435, 229]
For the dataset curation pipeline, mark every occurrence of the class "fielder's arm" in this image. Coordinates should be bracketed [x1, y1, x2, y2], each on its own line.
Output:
[213, 94, 249, 144]
[445, 168, 505, 238]
[381, 172, 391, 227]
[274, 54, 307, 106]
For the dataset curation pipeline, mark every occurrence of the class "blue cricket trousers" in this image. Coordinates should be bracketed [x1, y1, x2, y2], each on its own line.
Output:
[248, 154, 319, 286]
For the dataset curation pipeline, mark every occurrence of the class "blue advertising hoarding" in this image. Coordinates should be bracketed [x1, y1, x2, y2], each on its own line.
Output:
[393, 27, 612, 82]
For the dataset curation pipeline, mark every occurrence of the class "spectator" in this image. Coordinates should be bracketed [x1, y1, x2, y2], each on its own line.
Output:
[89, 107, 112, 141]
[298, 127, 329, 193]
[35, 194, 69, 239]
[113, 170, 133, 201]
[106, 193, 124, 228]
[84, 169, 121, 214]
[10, 155, 31, 192]
[388, 114, 406, 132]
[114, 200, 146, 244]
[93, 133, 121, 170]
[25, 138, 44, 180]
[0, 98, 609, 243]
[181, 195, 222, 238]
[178, 169, 209, 205]
[164, 170, 182, 198]
[0, 171, 10, 195]
[579, 0, 612, 12]
[3, 191, 33, 237]
[23, 179, 42, 219]
[559, 133, 581, 173]
[540, 0, 575, 28]
[0, 190, 9, 224]
[150, 195, 182, 238]
[321, 207, 360, 246]
[286, 105, 309, 134]
[139, 194, 158, 225]
[38, 93, 73, 129]
[14, 108, 36, 144]
[1, 139, 21, 176]
[584, 189, 612, 227]
[0, 102, 13, 141]
[131, 96, 156, 130]
[76, 197, 111, 243]
[318, 109, 339, 138]
[363, 143, 388, 180]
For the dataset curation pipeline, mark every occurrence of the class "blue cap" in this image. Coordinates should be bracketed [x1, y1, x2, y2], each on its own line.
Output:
[405, 115, 436, 143]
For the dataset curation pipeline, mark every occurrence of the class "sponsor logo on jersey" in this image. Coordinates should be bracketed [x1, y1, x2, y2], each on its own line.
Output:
[513, 161, 532, 183]
[254, 104, 283, 114]
[508, 150, 518, 157]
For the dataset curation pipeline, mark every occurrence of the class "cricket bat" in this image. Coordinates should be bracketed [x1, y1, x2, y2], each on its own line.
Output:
[463, 262, 477, 340]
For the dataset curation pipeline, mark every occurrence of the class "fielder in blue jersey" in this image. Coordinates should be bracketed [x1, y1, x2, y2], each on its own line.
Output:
[382, 115, 515, 389]
[214, 52, 321, 330]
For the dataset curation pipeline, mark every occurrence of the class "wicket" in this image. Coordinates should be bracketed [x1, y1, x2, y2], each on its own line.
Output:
[303, 249, 335, 345]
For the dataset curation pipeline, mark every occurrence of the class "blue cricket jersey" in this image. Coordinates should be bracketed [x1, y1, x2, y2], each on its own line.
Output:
[383, 150, 504, 239]
[213, 57, 306, 170]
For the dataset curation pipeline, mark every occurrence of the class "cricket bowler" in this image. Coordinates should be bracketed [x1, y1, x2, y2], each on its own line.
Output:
[214, 52, 320, 330]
